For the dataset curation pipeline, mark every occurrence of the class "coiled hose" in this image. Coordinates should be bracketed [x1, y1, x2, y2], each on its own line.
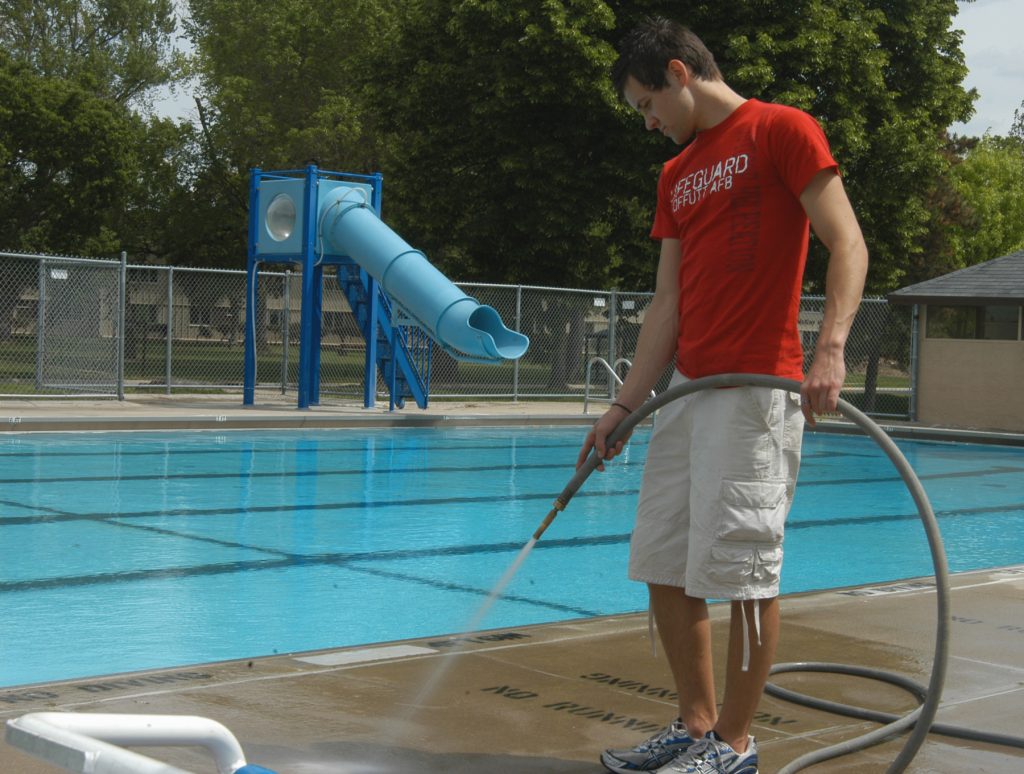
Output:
[534, 373, 1024, 772]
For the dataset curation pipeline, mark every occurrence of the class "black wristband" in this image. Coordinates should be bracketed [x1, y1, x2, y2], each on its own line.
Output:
[611, 402, 633, 414]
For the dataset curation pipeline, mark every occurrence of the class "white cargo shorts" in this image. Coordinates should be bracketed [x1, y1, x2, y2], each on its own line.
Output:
[628, 371, 805, 600]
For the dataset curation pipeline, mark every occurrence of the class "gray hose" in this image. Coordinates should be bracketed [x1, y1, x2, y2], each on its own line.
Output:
[535, 373, 951, 772]
[765, 662, 1024, 752]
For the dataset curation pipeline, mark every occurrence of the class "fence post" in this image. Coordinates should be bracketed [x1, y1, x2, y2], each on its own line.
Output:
[35, 258, 45, 391]
[608, 289, 618, 400]
[165, 266, 174, 395]
[909, 304, 920, 422]
[513, 285, 522, 402]
[117, 252, 127, 400]
[282, 270, 291, 395]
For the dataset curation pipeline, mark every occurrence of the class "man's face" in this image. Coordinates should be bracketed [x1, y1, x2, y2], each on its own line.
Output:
[622, 65, 695, 145]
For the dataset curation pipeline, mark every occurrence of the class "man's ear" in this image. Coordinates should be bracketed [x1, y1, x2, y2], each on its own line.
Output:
[666, 59, 689, 87]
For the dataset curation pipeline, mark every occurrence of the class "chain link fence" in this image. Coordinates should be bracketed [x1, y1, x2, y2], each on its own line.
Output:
[0, 252, 914, 418]
[0, 252, 124, 397]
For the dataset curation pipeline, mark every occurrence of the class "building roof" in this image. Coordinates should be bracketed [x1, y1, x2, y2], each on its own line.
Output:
[888, 249, 1024, 305]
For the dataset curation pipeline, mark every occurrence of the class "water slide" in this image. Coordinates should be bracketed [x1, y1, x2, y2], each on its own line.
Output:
[318, 185, 528, 363]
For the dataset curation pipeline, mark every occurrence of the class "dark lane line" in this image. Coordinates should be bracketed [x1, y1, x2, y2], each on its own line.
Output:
[0, 448, 887, 486]
[0, 489, 641, 527]
[0, 439, 641, 461]
[3, 462, 1022, 527]
[0, 460, 638, 486]
[0, 530, 627, 615]
[3, 502, 1021, 596]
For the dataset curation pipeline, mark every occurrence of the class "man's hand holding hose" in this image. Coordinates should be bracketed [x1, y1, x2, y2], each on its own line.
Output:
[800, 342, 846, 428]
[576, 401, 635, 472]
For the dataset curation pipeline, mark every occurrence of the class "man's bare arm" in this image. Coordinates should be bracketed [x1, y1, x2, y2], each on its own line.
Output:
[799, 170, 869, 425]
[576, 237, 681, 469]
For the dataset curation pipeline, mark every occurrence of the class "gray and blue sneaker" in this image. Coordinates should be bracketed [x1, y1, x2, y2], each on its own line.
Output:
[655, 731, 758, 773]
[601, 719, 697, 773]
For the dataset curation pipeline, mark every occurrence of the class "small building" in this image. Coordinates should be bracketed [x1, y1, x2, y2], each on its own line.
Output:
[888, 249, 1024, 432]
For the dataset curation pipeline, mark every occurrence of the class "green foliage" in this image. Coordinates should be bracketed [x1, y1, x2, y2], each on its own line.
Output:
[356, 0, 660, 287]
[0, 51, 134, 253]
[1, 0, 1004, 297]
[185, 0, 394, 170]
[157, 0, 983, 290]
[172, 0, 404, 267]
[1011, 100, 1024, 141]
[358, 0, 974, 292]
[0, 0, 187, 259]
[949, 134, 1024, 266]
[0, 0, 182, 106]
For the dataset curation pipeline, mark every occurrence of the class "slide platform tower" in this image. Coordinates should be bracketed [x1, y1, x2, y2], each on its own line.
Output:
[244, 166, 527, 410]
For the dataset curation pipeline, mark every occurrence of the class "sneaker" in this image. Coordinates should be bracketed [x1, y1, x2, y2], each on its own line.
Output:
[655, 731, 758, 773]
[601, 719, 697, 773]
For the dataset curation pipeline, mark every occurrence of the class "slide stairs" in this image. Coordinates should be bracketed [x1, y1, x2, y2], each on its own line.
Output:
[336, 260, 430, 409]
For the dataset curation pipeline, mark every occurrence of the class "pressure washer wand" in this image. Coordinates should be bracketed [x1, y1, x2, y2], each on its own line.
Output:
[532, 401, 651, 541]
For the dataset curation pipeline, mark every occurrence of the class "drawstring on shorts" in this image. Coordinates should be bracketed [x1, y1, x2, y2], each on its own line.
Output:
[646, 597, 762, 669]
[740, 598, 762, 672]
[648, 605, 657, 657]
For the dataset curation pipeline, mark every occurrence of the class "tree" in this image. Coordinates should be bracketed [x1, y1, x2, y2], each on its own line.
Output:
[0, 0, 188, 260]
[171, 0, 401, 268]
[368, 0, 670, 290]
[0, 51, 138, 254]
[909, 133, 979, 285]
[0, 0, 182, 107]
[0, 49, 178, 338]
[912, 106, 1024, 286]
[173, 0, 975, 295]
[185, 0, 392, 171]
[1011, 99, 1024, 141]
[948, 134, 1024, 267]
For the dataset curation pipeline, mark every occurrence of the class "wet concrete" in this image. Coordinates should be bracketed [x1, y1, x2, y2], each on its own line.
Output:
[3, 566, 1023, 773]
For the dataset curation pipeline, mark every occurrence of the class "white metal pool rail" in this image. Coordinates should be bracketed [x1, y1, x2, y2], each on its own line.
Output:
[4, 712, 275, 773]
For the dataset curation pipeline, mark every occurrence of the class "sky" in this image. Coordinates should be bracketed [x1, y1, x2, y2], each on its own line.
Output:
[950, 0, 1023, 136]
[154, 2, 1022, 137]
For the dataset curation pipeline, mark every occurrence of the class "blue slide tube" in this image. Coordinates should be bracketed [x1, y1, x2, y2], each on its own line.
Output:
[320, 186, 528, 362]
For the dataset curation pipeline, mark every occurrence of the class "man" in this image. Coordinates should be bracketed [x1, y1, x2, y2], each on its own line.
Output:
[577, 17, 868, 774]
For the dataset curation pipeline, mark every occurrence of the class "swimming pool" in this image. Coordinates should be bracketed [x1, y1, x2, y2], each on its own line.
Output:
[1, 426, 1022, 689]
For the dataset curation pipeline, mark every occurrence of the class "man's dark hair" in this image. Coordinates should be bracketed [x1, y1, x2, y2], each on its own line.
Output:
[611, 17, 722, 98]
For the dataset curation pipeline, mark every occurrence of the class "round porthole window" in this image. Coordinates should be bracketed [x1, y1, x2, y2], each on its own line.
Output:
[265, 194, 297, 241]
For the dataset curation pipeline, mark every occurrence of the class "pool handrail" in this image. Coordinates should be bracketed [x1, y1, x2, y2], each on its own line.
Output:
[4, 712, 275, 774]
[582, 357, 656, 414]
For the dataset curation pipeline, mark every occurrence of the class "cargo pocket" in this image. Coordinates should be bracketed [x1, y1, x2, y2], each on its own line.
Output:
[716, 479, 788, 543]
[705, 479, 788, 590]
[706, 543, 783, 588]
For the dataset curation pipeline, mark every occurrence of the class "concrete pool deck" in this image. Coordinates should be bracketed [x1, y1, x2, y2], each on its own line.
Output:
[0, 391, 602, 433]
[2, 394, 1023, 772]
[2, 391, 1023, 447]
[2, 566, 1022, 773]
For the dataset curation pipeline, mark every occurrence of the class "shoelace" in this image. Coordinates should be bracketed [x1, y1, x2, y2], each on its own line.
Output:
[668, 737, 724, 773]
[641, 722, 684, 752]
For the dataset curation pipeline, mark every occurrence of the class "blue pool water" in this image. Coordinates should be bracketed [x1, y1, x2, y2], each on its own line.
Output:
[1, 426, 1022, 689]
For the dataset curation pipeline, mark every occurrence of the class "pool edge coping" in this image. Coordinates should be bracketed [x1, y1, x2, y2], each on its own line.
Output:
[2, 409, 1022, 448]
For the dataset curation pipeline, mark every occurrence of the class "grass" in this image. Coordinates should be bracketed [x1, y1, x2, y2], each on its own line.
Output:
[843, 372, 911, 389]
[1, 334, 914, 417]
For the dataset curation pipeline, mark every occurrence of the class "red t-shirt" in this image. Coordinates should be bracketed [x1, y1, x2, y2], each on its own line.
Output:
[651, 99, 838, 380]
